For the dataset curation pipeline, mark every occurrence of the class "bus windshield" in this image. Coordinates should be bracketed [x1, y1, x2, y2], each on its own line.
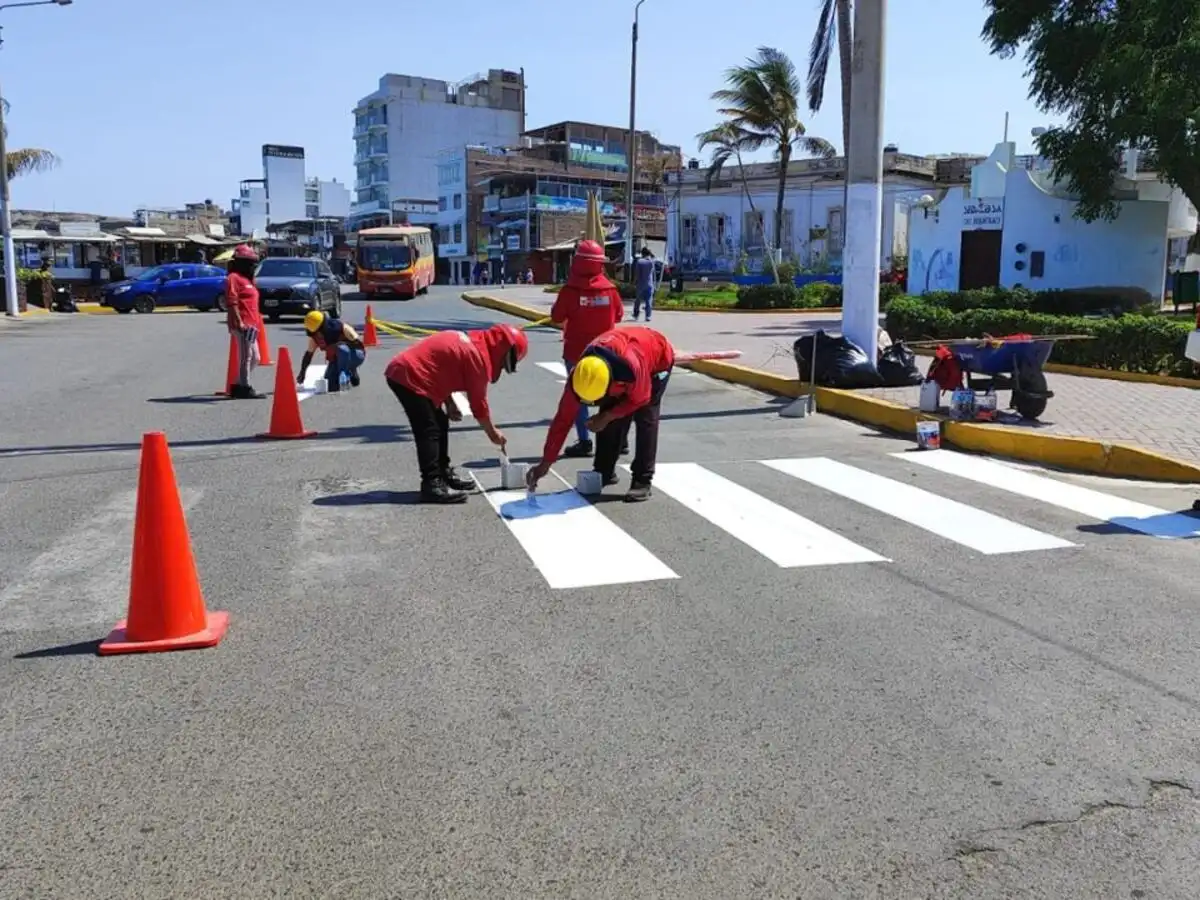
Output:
[358, 241, 412, 272]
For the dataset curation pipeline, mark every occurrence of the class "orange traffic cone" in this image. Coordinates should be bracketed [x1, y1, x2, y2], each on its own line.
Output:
[99, 432, 230, 655]
[257, 346, 317, 440]
[363, 305, 379, 348]
[255, 317, 274, 366]
[215, 333, 239, 396]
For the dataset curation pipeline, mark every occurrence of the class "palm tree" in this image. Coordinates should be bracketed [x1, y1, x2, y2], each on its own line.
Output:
[696, 121, 779, 280]
[806, 0, 852, 159]
[710, 47, 835, 266]
[2, 99, 58, 181]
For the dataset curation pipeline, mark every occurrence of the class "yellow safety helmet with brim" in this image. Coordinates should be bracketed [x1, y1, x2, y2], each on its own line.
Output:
[572, 355, 611, 404]
[304, 310, 325, 334]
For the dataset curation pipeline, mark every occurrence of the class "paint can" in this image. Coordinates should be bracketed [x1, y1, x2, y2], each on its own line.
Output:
[500, 458, 529, 490]
[915, 420, 941, 451]
[313, 380, 327, 395]
[918, 379, 940, 413]
[576, 471, 602, 495]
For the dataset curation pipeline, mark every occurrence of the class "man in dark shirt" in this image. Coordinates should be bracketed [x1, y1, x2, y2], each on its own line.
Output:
[633, 247, 656, 321]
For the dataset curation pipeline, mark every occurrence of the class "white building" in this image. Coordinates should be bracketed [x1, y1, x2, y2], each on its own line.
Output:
[350, 69, 525, 228]
[231, 144, 349, 236]
[435, 148, 470, 281]
[305, 177, 351, 220]
[907, 142, 1197, 300]
[668, 150, 942, 274]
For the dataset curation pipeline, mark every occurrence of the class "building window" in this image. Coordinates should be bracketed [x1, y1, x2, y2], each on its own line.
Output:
[454, 223, 463, 243]
[778, 209, 795, 253]
[682, 215, 697, 249]
[438, 197, 447, 212]
[742, 210, 764, 250]
[439, 226, 451, 244]
[306, 205, 319, 219]
[707, 214, 726, 255]
[453, 193, 462, 210]
[827, 207, 844, 253]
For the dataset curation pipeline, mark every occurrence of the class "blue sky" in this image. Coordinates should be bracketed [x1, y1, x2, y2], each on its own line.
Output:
[2, 0, 1056, 216]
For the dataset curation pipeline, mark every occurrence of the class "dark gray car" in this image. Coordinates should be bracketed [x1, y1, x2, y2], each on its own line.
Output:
[255, 257, 341, 322]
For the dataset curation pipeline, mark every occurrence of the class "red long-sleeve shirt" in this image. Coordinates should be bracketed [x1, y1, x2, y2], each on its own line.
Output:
[550, 282, 623, 363]
[540, 326, 674, 467]
[224, 272, 259, 329]
[384, 330, 493, 421]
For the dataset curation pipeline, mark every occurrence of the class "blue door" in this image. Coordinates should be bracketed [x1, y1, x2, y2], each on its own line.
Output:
[156, 266, 191, 306]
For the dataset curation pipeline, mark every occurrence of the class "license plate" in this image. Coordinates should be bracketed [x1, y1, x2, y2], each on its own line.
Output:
[264, 297, 278, 307]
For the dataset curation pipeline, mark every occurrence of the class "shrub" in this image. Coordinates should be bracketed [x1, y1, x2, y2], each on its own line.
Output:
[735, 281, 844, 309]
[914, 285, 1154, 316]
[885, 295, 1197, 377]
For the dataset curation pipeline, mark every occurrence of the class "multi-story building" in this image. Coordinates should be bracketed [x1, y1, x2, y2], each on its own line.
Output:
[350, 69, 526, 231]
[435, 121, 680, 284]
[230, 145, 349, 237]
[305, 177, 351, 221]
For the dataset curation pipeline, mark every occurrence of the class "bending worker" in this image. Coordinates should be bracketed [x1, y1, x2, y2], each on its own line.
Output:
[298, 310, 366, 392]
[384, 324, 528, 504]
[526, 325, 673, 504]
[549, 239, 624, 459]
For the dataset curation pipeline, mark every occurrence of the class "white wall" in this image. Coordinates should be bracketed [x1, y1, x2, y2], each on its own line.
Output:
[263, 147, 307, 223]
[238, 184, 268, 237]
[908, 169, 1171, 299]
[317, 179, 351, 218]
[669, 179, 930, 272]
[434, 150, 468, 257]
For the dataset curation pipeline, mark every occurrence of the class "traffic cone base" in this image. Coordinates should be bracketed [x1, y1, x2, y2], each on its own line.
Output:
[257, 346, 317, 440]
[215, 333, 240, 396]
[99, 610, 230, 655]
[256, 319, 274, 366]
[256, 428, 317, 440]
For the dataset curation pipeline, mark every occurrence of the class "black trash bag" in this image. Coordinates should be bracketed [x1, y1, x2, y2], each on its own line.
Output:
[877, 341, 923, 387]
[792, 330, 882, 389]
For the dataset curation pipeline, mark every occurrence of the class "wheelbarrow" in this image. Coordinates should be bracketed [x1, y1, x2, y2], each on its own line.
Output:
[910, 334, 1092, 420]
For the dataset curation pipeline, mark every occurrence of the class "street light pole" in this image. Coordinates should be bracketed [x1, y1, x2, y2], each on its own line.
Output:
[1, 0, 72, 317]
[623, 0, 645, 276]
[841, 0, 886, 364]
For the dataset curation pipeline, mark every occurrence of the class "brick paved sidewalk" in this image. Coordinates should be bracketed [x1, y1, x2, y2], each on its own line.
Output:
[466, 287, 1200, 465]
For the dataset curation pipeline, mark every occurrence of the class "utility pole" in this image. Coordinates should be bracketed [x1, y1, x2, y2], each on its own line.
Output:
[624, 0, 645, 279]
[841, 0, 886, 363]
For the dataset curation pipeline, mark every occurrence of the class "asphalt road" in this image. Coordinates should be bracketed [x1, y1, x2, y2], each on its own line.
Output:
[2, 286, 1199, 899]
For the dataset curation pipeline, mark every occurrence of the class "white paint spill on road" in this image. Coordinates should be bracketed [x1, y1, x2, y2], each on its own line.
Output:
[295, 364, 331, 403]
[764, 457, 1076, 555]
[0, 488, 203, 633]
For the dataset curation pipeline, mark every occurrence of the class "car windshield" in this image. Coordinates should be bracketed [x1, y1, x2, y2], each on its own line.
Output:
[256, 259, 316, 278]
[135, 265, 171, 282]
[358, 241, 411, 272]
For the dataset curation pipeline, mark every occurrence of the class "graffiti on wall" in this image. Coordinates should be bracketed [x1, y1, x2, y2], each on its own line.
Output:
[909, 248, 956, 292]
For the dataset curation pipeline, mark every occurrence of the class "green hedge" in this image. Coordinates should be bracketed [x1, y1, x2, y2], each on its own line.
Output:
[886, 296, 1197, 377]
[917, 285, 1155, 316]
[733, 280, 907, 310]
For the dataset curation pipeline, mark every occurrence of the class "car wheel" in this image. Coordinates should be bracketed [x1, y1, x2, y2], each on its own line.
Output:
[214, 293, 226, 313]
[133, 296, 156, 314]
[268, 312, 281, 323]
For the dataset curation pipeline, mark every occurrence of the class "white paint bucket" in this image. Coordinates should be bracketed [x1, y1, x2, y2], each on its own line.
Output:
[576, 470, 602, 495]
[915, 420, 941, 450]
[500, 459, 530, 490]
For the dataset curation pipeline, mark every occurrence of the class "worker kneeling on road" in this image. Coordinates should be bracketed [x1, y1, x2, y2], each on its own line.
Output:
[526, 325, 673, 503]
[384, 324, 528, 504]
[298, 310, 366, 393]
[550, 238, 623, 459]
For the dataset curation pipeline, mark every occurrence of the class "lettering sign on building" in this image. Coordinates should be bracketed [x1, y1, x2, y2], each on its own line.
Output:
[963, 198, 1003, 230]
[262, 144, 305, 160]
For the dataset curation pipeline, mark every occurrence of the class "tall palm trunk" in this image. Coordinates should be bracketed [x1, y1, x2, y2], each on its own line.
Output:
[837, 0, 853, 248]
[741, 149, 780, 283]
[775, 143, 792, 266]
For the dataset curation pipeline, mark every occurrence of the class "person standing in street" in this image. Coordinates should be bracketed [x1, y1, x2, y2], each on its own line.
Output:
[550, 239, 624, 459]
[632, 246, 656, 322]
[384, 324, 528, 504]
[526, 325, 674, 503]
[224, 244, 264, 399]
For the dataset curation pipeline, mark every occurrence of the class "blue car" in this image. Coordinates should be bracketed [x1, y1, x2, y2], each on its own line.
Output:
[102, 263, 228, 314]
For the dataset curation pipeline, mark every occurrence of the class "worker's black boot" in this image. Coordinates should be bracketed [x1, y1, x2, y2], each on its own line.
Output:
[562, 440, 593, 458]
[442, 467, 475, 492]
[598, 471, 620, 487]
[350, 373, 361, 387]
[421, 478, 467, 504]
[624, 480, 652, 503]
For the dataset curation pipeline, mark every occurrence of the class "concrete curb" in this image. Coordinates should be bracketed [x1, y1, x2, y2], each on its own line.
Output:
[910, 350, 1200, 390]
[73, 303, 217, 316]
[461, 291, 1200, 482]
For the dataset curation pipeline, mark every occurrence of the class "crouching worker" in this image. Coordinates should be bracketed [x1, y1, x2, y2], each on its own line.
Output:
[550, 239, 623, 458]
[298, 310, 365, 392]
[525, 325, 673, 503]
[384, 324, 528, 504]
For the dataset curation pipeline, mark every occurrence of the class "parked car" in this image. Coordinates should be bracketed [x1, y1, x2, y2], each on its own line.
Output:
[101, 263, 228, 314]
[255, 257, 341, 321]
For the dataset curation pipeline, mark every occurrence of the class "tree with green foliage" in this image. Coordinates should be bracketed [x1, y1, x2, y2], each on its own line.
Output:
[806, 0, 852, 159]
[982, 0, 1200, 222]
[2, 99, 57, 181]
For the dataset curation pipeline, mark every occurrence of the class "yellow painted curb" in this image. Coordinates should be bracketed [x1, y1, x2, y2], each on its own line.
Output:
[19, 306, 50, 317]
[462, 292, 559, 328]
[74, 303, 214, 316]
[682, 359, 807, 397]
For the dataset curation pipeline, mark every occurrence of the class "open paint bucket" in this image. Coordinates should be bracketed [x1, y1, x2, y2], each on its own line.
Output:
[915, 420, 941, 450]
[500, 458, 530, 490]
[576, 471, 602, 495]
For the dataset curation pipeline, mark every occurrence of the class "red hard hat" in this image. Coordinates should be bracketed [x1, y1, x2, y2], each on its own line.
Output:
[233, 244, 258, 260]
[574, 240, 605, 263]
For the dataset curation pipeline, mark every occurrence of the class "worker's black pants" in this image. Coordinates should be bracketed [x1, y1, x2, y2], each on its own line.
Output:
[388, 379, 450, 483]
[593, 368, 671, 485]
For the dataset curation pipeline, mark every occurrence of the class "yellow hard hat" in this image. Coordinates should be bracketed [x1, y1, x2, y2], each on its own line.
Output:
[303, 310, 325, 333]
[572, 355, 611, 403]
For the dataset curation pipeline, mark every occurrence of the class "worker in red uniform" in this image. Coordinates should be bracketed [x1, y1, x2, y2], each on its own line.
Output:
[525, 325, 673, 503]
[550, 239, 624, 459]
[384, 324, 529, 504]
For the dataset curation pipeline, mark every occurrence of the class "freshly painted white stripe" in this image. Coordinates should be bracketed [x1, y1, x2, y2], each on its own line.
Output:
[763, 457, 1076, 555]
[446, 391, 475, 419]
[0, 488, 203, 633]
[475, 475, 678, 590]
[295, 363, 329, 402]
[900, 450, 1200, 539]
[537, 361, 569, 379]
[639, 462, 887, 567]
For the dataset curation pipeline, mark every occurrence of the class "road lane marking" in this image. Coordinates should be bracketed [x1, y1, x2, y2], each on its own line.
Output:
[763, 457, 1076, 555]
[473, 469, 677, 590]
[899, 450, 1200, 539]
[636, 462, 887, 567]
[295, 363, 330, 402]
[0, 488, 203, 633]
[537, 361, 568, 380]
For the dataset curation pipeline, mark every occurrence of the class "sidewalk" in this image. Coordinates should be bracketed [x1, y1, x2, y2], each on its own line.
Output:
[466, 287, 1200, 467]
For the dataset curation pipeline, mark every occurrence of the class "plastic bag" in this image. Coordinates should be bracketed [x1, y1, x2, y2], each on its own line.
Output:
[793, 331, 882, 389]
[877, 342, 923, 387]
